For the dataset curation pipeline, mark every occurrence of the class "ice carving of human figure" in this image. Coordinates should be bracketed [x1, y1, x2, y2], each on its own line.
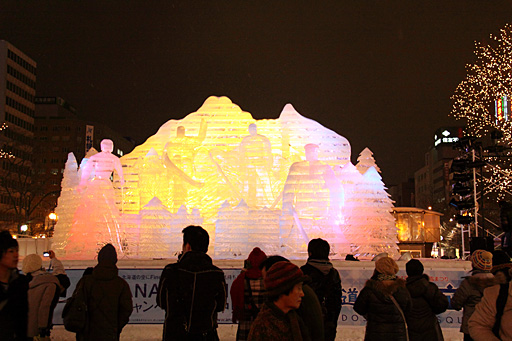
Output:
[163, 119, 207, 212]
[66, 139, 125, 259]
[281, 144, 343, 252]
[239, 123, 274, 208]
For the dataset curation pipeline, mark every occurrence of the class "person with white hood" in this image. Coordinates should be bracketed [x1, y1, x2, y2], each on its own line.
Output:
[22, 253, 61, 340]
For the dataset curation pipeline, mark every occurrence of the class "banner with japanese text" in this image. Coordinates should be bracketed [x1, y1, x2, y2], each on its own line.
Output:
[53, 266, 467, 328]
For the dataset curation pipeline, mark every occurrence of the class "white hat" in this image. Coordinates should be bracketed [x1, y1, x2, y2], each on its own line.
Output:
[22, 254, 42, 274]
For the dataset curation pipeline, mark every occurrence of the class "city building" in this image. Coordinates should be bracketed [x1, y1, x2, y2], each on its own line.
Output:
[32, 96, 135, 234]
[415, 127, 463, 211]
[0, 40, 36, 231]
[389, 178, 415, 207]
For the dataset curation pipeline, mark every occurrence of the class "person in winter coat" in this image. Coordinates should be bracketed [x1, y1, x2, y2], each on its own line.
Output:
[353, 256, 412, 341]
[260, 256, 324, 341]
[451, 249, 496, 341]
[490, 250, 511, 283]
[405, 259, 448, 341]
[0, 231, 28, 341]
[230, 247, 267, 341]
[468, 268, 512, 341]
[248, 261, 311, 341]
[157, 225, 226, 341]
[300, 238, 342, 341]
[22, 254, 62, 339]
[73, 244, 133, 341]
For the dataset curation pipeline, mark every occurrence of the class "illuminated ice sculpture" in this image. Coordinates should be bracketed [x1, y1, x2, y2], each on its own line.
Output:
[52, 96, 399, 259]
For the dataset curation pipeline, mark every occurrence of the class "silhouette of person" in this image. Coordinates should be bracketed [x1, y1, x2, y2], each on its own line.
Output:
[281, 144, 343, 253]
[239, 123, 274, 207]
[163, 119, 207, 211]
[66, 139, 125, 259]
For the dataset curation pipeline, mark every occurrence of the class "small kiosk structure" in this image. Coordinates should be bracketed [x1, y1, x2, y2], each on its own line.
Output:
[393, 207, 443, 258]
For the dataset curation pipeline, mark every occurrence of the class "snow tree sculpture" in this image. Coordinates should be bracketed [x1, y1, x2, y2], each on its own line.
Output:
[348, 166, 399, 258]
[52, 153, 80, 252]
[356, 147, 381, 174]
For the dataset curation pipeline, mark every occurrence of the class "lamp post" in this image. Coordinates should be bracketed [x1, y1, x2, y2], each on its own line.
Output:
[48, 213, 57, 237]
[20, 224, 28, 235]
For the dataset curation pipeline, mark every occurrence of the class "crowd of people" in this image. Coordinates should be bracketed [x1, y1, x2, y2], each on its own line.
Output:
[1, 226, 512, 340]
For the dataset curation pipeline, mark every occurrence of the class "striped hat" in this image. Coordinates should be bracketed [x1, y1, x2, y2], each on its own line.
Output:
[471, 249, 493, 272]
[264, 261, 308, 296]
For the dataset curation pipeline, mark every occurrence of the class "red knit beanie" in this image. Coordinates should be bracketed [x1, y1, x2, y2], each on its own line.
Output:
[264, 261, 308, 296]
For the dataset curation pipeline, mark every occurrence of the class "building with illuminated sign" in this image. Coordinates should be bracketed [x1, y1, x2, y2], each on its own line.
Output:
[415, 127, 462, 211]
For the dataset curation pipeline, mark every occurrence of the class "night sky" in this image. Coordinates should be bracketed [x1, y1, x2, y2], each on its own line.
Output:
[2, 1, 512, 185]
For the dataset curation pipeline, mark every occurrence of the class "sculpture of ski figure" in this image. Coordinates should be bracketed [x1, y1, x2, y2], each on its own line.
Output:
[66, 139, 125, 259]
[163, 118, 207, 211]
[239, 123, 274, 208]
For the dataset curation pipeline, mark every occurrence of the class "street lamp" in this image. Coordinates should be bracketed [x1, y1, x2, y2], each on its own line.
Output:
[48, 213, 57, 237]
[20, 224, 28, 234]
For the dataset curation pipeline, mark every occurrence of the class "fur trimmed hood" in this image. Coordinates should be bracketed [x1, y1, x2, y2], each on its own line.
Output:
[467, 272, 498, 290]
[364, 277, 407, 296]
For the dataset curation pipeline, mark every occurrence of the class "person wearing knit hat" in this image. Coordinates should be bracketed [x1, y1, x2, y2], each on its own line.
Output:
[22, 254, 43, 275]
[23, 254, 61, 339]
[354, 256, 412, 341]
[70, 243, 132, 340]
[452, 249, 497, 340]
[405, 259, 448, 341]
[0, 231, 28, 340]
[230, 247, 267, 341]
[471, 249, 493, 273]
[301, 238, 342, 341]
[248, 261, 311, 341]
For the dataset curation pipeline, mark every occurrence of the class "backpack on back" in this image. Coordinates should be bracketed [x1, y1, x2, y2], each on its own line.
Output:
[62, 279, 88, 333]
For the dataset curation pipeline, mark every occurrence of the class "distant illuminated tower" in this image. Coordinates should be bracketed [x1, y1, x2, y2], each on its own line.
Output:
[0, 40, 36, 229]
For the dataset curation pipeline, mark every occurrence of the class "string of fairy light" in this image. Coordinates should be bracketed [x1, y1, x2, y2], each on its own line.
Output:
[451, 23, 512, 198]
[0, 122, 15, 159]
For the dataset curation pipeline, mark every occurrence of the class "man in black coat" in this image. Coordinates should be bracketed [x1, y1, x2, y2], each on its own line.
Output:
[300, 238, 342, 341]
[74, 244, 133, 341]
[0, 231, 28, 341]
[405, 259, 448, 341]
[157, 225, 226, 341]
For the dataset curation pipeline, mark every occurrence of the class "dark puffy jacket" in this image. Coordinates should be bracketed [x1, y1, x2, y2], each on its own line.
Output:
[353, 277, 412, 341]
[0, 269, 28, 340]
[405, 274, 448, 341]
[75, 263, 133, 341]
[301, 260, 342, 341]
[157, 251, 226, 340]
[451, 272, 497, 334]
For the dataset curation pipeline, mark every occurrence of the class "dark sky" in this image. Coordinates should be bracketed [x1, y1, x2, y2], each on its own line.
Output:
[2, 1, 512, 185]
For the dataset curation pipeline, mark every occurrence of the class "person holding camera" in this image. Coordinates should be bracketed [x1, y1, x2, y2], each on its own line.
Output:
[22, 253, 62, 340]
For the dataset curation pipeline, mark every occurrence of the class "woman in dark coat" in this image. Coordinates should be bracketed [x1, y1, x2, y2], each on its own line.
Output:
[354, 256, 412, 341]
[405, 259, 448, 341]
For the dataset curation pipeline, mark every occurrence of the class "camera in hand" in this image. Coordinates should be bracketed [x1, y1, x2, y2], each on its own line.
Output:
[43, 251, 50, 257]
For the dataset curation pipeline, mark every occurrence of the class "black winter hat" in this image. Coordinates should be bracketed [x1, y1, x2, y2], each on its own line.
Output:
[98, 244, 117, 265]
[406, 259, 424, 277]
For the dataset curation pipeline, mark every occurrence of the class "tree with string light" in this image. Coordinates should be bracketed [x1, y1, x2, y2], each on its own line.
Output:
[451, 23, 512, 199]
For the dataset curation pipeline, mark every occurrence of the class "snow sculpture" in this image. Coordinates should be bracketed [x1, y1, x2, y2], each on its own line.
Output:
[163, 119, 207, 211]
[280, 144, 344, 257]
[53, 96, 399, 260]
[356, 147, 381, 174]
[51, 153, 80, 251]
[239, 124, 274, 208]
[343, 166, 399, 258]
[64, 139, 125, 259]
[214, 200, 280, 259]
